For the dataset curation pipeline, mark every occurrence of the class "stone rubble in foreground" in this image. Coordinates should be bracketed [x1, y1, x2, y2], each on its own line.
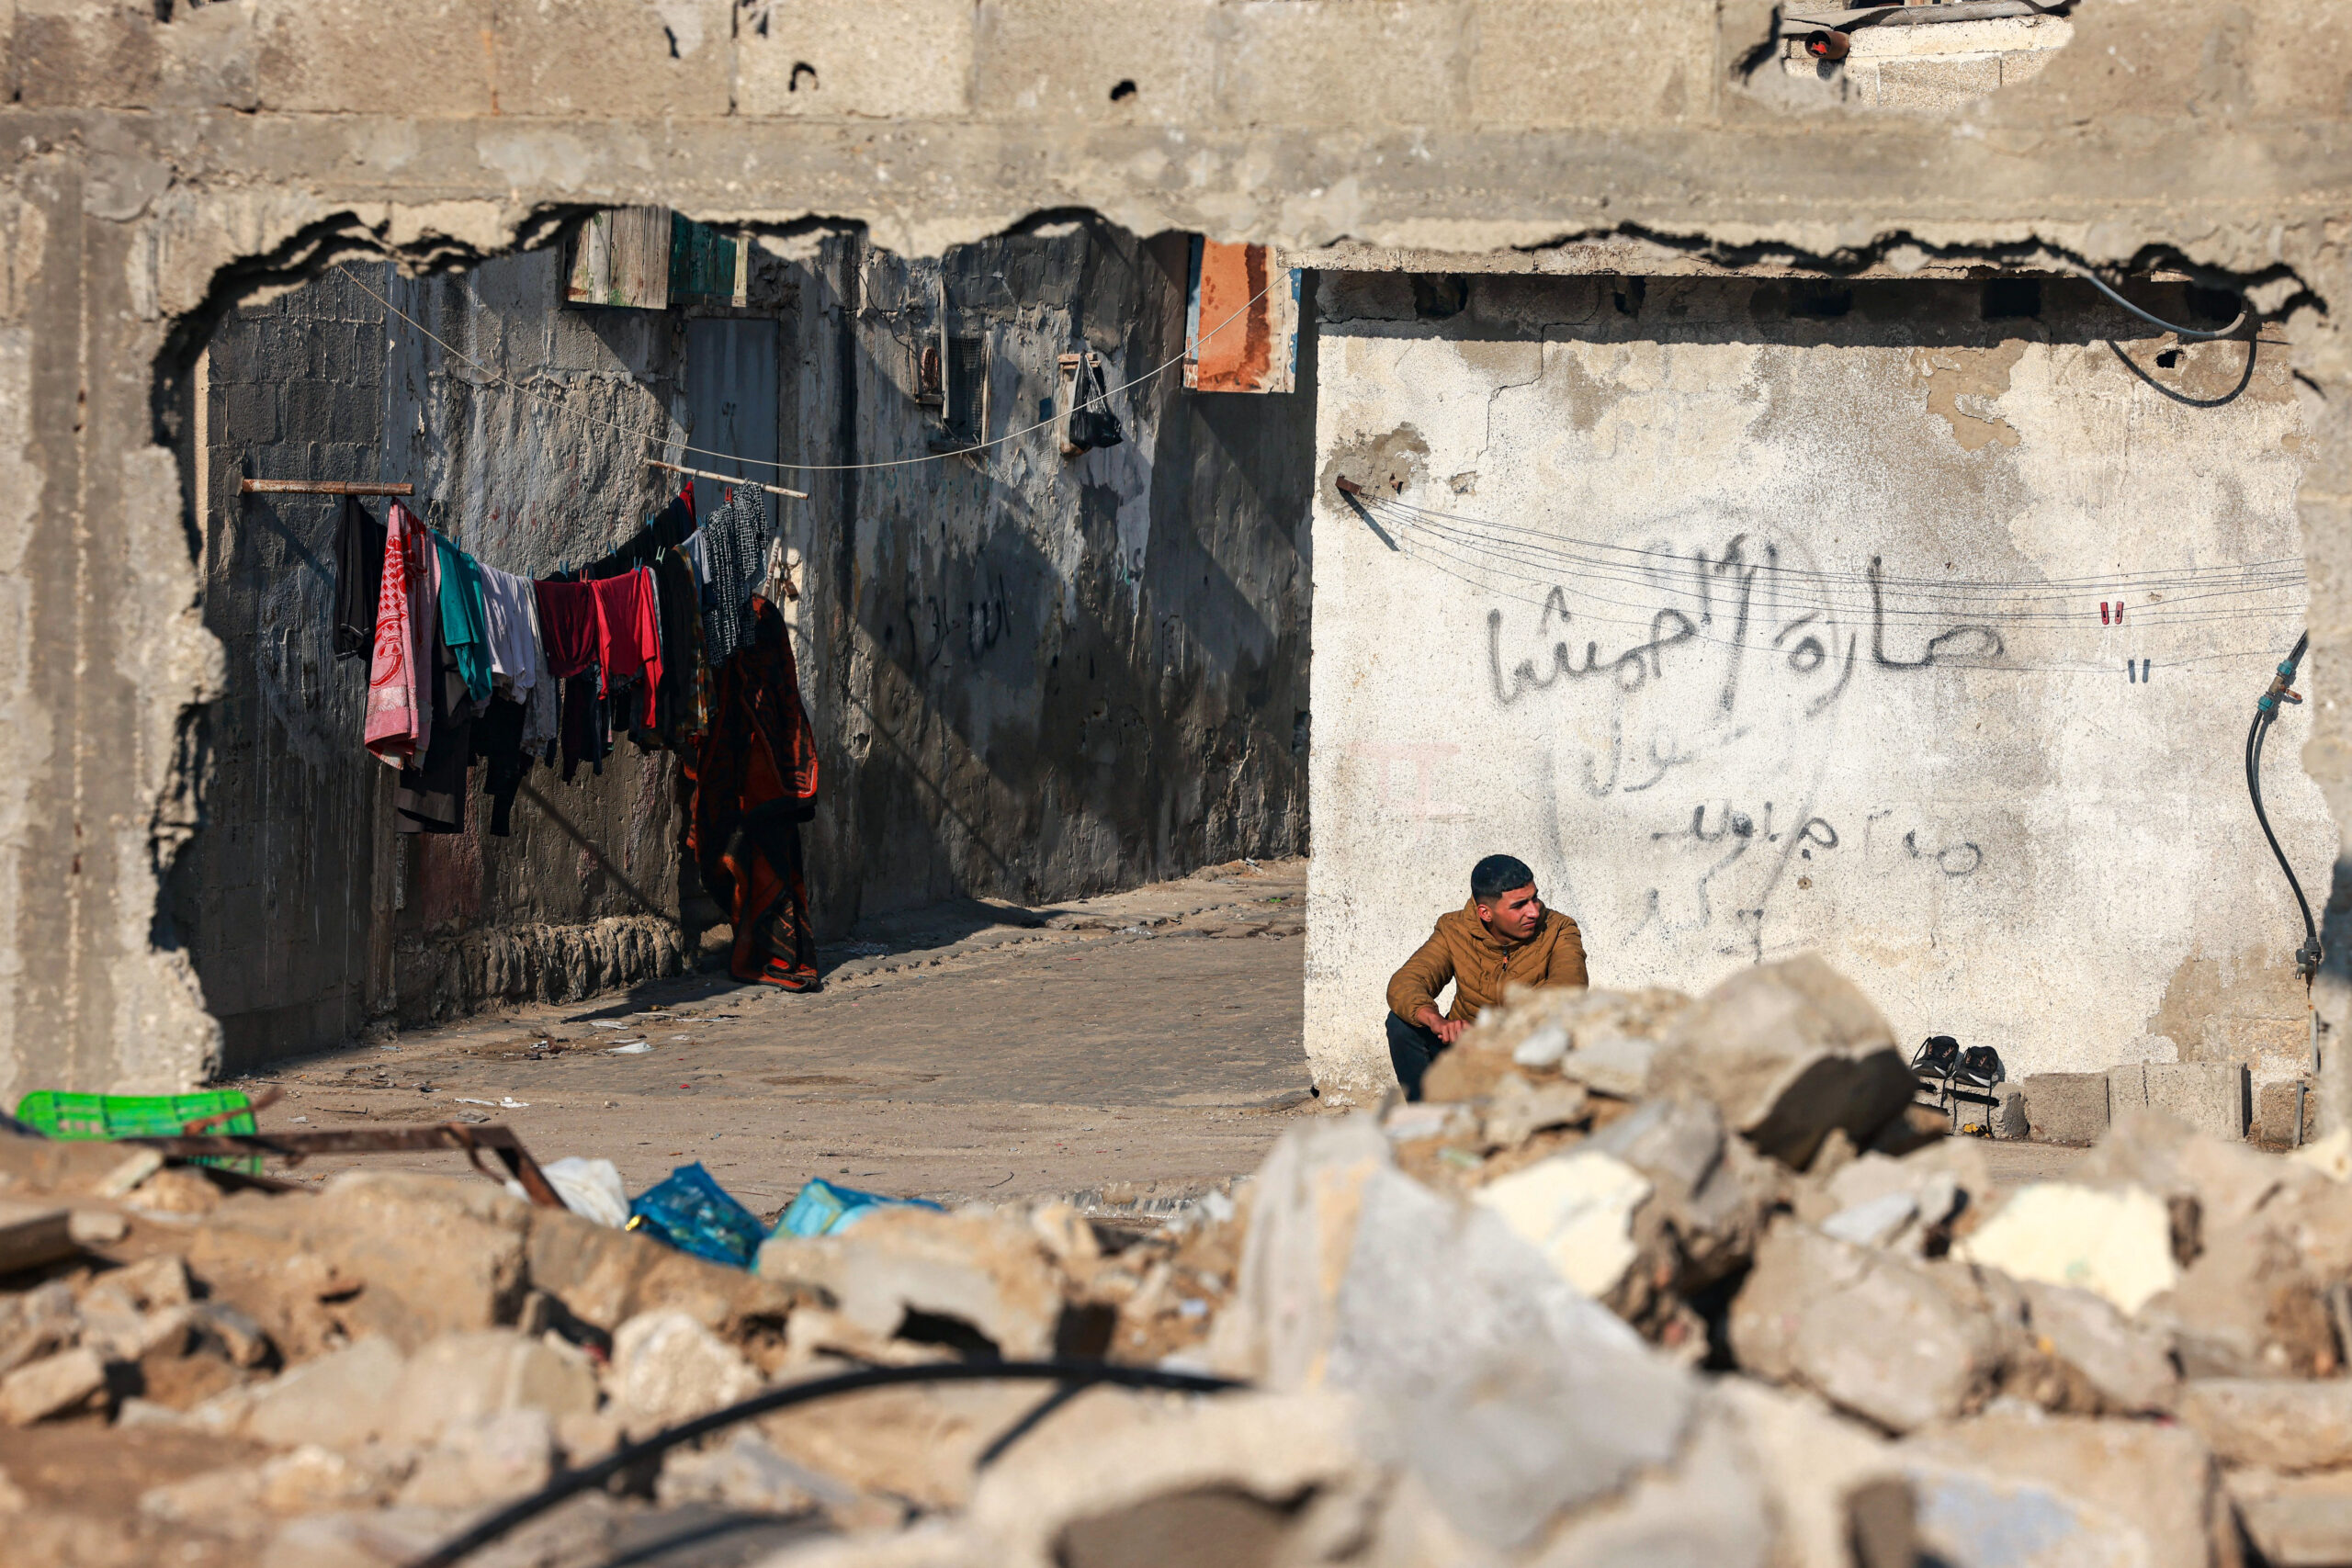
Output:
[4, 953, 2351, 1566]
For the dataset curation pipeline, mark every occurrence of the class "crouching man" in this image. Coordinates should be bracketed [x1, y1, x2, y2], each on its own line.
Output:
[1384, 854, 1588, 1100]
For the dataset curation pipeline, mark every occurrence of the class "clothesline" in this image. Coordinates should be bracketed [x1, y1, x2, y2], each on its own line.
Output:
[334, 262, 1276, 479]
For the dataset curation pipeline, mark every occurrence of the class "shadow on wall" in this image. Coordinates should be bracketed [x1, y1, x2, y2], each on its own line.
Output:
[793, 222, 1313, 936]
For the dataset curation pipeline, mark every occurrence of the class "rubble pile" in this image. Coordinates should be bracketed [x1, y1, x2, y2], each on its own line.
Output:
[6, 955, 2352, 1566]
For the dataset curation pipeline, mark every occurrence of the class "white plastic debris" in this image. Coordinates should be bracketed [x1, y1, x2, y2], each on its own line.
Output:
[606, 1043, 652, 1055]
[507, 1156, 630, 1227]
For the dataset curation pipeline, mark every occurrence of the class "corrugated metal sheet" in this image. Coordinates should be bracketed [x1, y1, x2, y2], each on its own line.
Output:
[1185, 238, 1300, 394]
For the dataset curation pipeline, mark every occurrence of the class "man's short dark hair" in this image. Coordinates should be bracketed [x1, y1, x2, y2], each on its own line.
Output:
[1471, 854, 1535, 902]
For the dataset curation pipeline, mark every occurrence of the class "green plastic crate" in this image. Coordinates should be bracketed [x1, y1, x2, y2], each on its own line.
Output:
[14, 1090, 264, 1174]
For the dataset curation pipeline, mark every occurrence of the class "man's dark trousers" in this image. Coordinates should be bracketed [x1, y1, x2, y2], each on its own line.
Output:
[1385, 1012, 1449, 1101]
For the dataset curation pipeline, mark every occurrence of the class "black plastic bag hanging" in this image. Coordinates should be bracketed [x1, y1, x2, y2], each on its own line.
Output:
[1068, 356, 1125, 453]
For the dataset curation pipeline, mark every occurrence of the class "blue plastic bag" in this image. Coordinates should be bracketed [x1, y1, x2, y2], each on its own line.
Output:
[774, 1179, 944, 1238]
[627, 1163, 769, 1269]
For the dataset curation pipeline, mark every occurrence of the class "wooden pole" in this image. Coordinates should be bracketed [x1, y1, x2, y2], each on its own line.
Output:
[647, 457, 808, 501]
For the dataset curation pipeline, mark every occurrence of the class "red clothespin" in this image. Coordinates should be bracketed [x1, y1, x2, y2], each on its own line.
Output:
[2115, 601, 2124, 623]
[2100, 602, 2110, 626]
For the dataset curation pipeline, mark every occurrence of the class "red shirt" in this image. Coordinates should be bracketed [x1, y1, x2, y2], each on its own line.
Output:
[590, 569, 662, 728]
[533, 580, 599, 678]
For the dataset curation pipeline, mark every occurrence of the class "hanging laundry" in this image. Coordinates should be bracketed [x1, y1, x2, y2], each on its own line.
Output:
[534, 578, 599, 679]
[432, 533, 493, 705]
[476, 694, 530, 836]
[652, 544, 702, 750]
[696, 490, 769, 664]
[560, 673, 611, 781]
[475, 562, 541, 693]
[688, 597, 820, 992]
[396, 544, 473, 833]
[590, 567, 663, 730]
[332, 495, 386, 660]
[520, 590, 560, 759]
[365, 502, 434, 766]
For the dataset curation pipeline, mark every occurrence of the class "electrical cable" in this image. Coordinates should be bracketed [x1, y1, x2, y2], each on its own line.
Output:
[403, 1359, 1243, 1568]
[2071, 266, 2248, 343]
[337, 263, 1273, 479]
[2247, 631, 2322, 978]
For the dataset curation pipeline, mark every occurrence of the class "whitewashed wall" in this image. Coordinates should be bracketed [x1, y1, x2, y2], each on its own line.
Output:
[1305, 270, 2333, 1102]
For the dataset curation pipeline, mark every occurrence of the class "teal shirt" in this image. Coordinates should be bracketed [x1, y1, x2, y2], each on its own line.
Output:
[432, 533, 493, 705]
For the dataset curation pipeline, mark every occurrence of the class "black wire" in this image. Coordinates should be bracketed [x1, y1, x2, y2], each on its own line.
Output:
[2247, 632, 2320, 974]
[404, 1359, 1243, 1568]
[2075, 268, 2248, 343]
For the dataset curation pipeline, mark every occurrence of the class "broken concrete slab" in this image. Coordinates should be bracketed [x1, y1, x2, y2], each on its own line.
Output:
[383, 1328, 598, 1446]
[1904, 1413, 2230, 1568]
[0, 1202, 77, 1277]
[241, 1337, 405, 1451]
[2177, 1379, 2352, 1471]
[757, 1205, 1066, 1359]
[526, 1205, 803, 1337]
[609, 1310, 762, 1434]
[2015, 1280, 2179, 1416]
[398, 1408, 558, 1508]
[291, 1174, 531, 1351]
[1474, 1150, 1651, 1298]
[1205, 1118, 1693, 1548]
[2226, 1469, 2352, 1568]
[1532, 1394, 1775, 1568]
[1729, 1224, 2001, 1434]
[1951, 1182, 2178, 1315]
[2149, 1222, 2337, 1379]
[0, 1347, 106, 1425]
[1653, 954, 1913, 1169]
[1710, 1380, 1911, 1568]
[2023, 1073, 2111, 1145]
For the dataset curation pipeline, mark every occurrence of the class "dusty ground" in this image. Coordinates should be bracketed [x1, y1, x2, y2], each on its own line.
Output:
[224, 855, 2080, 1221]
[232, 859, 1320, 1220]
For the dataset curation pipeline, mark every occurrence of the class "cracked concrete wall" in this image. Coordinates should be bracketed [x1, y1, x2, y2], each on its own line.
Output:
[6, 0, 2352, 1098]
[1304, 267, 2329, 1100]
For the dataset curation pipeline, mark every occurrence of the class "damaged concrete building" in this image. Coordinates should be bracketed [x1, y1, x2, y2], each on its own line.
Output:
[165, 220, 1310, 1069]
[1300, 251, 2333, 1111]
[6, 0, 2352, 1110]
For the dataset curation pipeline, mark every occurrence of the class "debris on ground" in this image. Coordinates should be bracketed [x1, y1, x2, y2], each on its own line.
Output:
[5, 954, 2351, 1566]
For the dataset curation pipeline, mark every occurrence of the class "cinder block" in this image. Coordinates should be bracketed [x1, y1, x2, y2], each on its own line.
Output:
[2256, 1079, 2320, 1151]
[2144, 1062, 2249, 1143]
[492, 0, 732, 117]
[2023, 1072, 2110, 1146]
[2107, 1062, 2149, 1113]
[251, 0, 496, 117]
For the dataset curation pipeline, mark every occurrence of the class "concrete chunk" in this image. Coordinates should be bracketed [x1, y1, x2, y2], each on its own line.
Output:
[384, 1329, 598, 1446]
[2022, 1073, 2110, 1145]
[1474, 1151, 1650, 1298]
[2229, 1471, 2352, 1568]
[2016, 1280, 2178, 1415]
[0, 1347, 107, 1424]
[242, 1337, 405, 1451]
[757, 1205, 1065, 1359]
[1951, 1182, 2177, 1314]
[1730, 1224, 2000, 1434]
[1905, 1414, 2228, 1568]
[2178, 1380, 2352, 1471]
[1655, 955, 1913, 1168]
[609, 1310, 761, 1434]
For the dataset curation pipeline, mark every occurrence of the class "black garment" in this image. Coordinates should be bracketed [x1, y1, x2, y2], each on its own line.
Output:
[560, 672, 610, 782]
[332, 495, 387, 660]
[395, 641, 473, 834]
[652, 545, 700, 750]
[1386, 1011, 1450, 1103]
[477, 694, 529, 836]
[581, 487, 696, 581]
